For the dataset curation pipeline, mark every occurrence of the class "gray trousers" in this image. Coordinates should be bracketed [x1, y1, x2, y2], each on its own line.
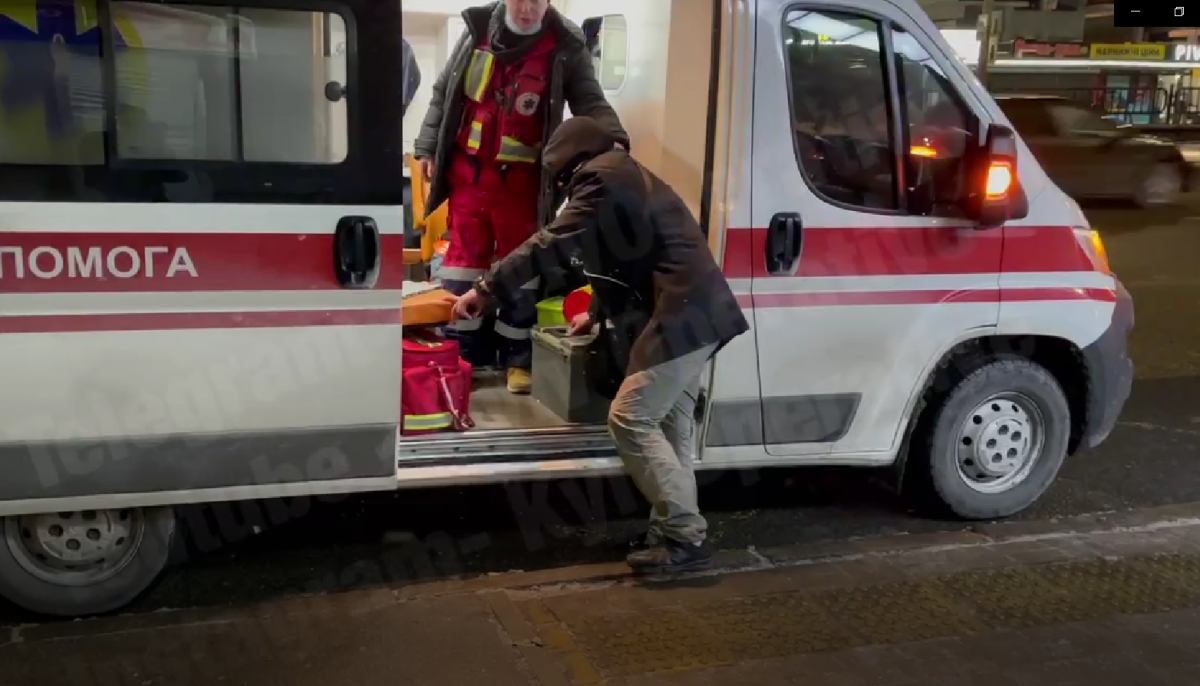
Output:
[607, 344, 717, 546]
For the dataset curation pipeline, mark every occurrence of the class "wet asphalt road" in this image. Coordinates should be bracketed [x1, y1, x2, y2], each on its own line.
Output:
[4, 200, 1200, 624]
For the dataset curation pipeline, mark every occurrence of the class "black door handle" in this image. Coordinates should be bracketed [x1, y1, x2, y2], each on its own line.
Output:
[334, 215, 381, 289]
[765, 211, 803, 276]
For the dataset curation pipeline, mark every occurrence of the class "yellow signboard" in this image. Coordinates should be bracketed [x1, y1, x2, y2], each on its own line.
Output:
[1090, 43, 1167, 60]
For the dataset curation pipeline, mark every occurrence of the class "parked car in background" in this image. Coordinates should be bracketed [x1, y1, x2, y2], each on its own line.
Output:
[995, 94, 1189, 207]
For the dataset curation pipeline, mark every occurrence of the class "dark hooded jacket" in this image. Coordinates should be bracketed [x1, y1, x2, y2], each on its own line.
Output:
[412, 2, 629, 226]
[479, 116, 750, 378]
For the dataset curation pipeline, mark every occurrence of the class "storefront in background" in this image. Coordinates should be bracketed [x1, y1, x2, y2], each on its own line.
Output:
[1166, 43, 1200, 122]
[979, 39, 1200, 124]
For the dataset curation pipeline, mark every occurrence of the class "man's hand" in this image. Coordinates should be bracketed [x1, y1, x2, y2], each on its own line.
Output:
[417, 157, 434, 182]
[567, 311, 593, 336]
[444, 289, 485, 321]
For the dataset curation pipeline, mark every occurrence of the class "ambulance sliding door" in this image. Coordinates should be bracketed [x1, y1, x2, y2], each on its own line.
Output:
[0, 0, 406, 509]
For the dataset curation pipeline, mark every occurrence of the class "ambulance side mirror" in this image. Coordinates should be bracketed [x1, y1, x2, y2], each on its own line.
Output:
[964, 124, 1028, 229]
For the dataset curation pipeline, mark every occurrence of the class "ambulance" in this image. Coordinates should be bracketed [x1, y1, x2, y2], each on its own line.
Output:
[0, 0, 1132, 617]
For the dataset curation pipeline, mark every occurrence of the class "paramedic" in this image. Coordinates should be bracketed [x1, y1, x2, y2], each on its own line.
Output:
[446, 116, 750, 574]
[412, 0, 628, 395]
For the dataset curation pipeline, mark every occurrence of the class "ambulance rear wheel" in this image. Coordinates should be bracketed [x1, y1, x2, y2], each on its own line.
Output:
[916, 358, 1070, 520]
[0, 506, 175, 617]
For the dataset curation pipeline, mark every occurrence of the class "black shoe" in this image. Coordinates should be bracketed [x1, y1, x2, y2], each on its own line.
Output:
[626, 539, 713, 575]
[627, 531, 661, 553]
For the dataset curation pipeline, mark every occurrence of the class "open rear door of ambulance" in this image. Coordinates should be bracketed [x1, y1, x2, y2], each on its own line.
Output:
[0, 0, 406, 512]
[0, 0, 405, 617]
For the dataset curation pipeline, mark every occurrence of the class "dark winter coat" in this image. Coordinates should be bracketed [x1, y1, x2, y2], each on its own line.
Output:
[480, 116, 750, 378]
[401, 37, 421, 118]
[412, 2, 629, 225]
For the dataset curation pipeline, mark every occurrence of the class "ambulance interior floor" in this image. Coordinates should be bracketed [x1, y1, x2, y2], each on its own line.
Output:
[469, 371, 570, 431]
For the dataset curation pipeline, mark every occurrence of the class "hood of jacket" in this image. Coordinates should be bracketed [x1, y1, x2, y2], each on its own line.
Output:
[542, 115, 620, 183]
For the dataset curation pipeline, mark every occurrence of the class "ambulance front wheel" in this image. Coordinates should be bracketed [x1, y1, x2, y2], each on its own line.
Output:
[0, 506, 176, 617]
[916, 358, 1071, 520]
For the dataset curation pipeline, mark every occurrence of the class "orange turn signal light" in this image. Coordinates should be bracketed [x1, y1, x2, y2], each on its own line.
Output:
[985, 162, 1013, 197]
[909, 145, 938, 158]
[1071, 227, 1111, 275]
[1088, 230, 1111, 275]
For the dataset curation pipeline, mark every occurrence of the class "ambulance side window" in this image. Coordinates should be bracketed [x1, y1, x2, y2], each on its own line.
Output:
[111, 3, 348, 165]
[891, 25, 978, 218]
[783, 10, 898, 211]
[781, 8, 982, 217]
[0, 3, 108, 174]
[595, 15, 627, 92]
[0, 0, 356, 203]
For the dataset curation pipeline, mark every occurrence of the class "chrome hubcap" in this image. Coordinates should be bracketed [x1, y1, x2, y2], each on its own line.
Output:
[956, 392, 1044, 494]
[4, 509, 144, 586]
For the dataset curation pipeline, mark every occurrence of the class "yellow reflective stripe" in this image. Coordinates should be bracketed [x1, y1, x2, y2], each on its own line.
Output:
[405, 412, 447, 421]
[403, 412, 453, 430]
[495, 136, 539, 163]
[404, 417, 450, 429]
[466, 121, 483, 150]
[463, 49, 495, 103]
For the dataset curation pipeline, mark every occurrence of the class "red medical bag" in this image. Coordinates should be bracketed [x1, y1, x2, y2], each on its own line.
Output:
[400, 332, 474, 436]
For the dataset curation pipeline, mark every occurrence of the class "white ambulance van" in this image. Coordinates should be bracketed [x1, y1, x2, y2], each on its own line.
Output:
[0, 0, 1131, 617]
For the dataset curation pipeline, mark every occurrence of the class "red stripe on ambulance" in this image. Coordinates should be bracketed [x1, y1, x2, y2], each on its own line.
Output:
[0, 233, 406, 293]
[0, 226, 1111, 333]
[0, 308, 402, 334]
[734, 287, 1116, 310]
[721, 225, 1094, 279]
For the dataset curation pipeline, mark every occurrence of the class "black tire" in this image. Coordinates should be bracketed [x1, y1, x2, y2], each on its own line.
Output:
[913, 358, 1071, 520]
[1133, 162, 1183, 208]
[0, 506, 176, 617]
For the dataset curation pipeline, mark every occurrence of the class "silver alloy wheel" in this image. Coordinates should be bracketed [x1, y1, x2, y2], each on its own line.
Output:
[1138, 164, 1182, 206]
[4, 509, 145, 587]
[956, 392, 1045, 495]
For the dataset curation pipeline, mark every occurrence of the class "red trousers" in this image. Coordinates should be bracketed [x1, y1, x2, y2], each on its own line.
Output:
[442, 153, 541, 277]
[439, 153, 541, 368]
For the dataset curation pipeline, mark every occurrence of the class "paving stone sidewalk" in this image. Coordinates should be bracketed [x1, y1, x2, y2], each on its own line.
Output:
[3, 507, 1200, 686]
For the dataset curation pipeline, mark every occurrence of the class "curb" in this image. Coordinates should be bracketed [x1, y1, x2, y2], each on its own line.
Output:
[10, 501, 1200, 644]
[387, 501, 1200, 602]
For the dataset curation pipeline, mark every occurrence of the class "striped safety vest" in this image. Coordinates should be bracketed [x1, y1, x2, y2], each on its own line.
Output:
[455, 30, 557, 167]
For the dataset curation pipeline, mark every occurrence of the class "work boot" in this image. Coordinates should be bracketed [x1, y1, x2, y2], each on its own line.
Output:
[507, 368, 532, 394]
[626, 539, 713, 575]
